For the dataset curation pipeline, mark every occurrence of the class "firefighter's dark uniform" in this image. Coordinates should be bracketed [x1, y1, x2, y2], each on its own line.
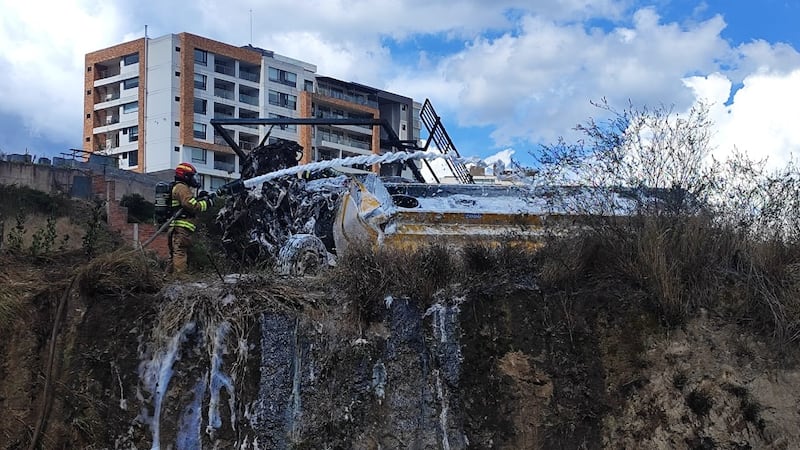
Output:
[168, 182, 212, 273]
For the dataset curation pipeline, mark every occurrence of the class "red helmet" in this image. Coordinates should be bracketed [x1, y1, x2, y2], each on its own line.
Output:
[175, 162, 201, 187]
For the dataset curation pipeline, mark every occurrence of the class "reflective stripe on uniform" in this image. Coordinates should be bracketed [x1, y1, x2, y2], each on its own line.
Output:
[170, 219, 196, 231]
[187, 197, 208, 212]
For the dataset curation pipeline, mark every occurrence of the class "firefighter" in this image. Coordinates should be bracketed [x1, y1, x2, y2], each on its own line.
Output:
[168, 162, 215, 274]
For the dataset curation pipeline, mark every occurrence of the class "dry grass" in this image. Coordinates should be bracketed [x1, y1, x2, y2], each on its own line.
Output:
[0, 255, 41, 326]
[329, 239, 540, 321]
[538, 214, 800, 348]
[75, 249, 163, 298]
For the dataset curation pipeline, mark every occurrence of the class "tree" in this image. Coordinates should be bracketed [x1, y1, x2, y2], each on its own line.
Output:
[534, 98, 716, 216]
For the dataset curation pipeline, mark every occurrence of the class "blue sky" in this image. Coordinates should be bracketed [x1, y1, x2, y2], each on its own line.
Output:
[1, 0, 799, 171]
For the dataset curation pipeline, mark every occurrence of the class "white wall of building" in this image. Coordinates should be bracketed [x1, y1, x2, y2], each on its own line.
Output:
[144, 34, 180, 173]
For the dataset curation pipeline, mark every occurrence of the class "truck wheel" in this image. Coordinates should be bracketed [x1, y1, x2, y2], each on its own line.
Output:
[277, 234, 328, 276]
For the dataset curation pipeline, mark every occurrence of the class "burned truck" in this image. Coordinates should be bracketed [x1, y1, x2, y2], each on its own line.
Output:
[217, 145, 548, 270]
[211, 103, 557, 274]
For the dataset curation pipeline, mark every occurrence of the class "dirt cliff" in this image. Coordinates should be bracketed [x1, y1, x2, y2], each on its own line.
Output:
[1, 245, 799, 449]
[1, 184, 799, 449]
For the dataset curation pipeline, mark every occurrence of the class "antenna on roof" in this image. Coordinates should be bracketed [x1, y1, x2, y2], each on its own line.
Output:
[249, 10, 253, 44]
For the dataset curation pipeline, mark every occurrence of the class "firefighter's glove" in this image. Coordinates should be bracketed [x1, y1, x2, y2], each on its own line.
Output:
[199, 191, 216, 207]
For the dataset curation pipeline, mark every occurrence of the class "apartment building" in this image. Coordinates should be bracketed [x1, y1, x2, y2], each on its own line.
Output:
[83, 32, 417, 190]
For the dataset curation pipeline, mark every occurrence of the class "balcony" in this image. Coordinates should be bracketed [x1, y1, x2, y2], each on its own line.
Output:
[99, 89, 120, 102]
[214, 56, 235, 77]
[240, 69, 259, 83]
[102, 115, 120, 126]
[214, 79, 235, 101]
[96, 65, 121, 80]
[239, 93, 259, 106]
[95, 133, 120, 152]
[240, 63, 260, 83]
[239, 86, 259, 107]
[213, 102, 235, 121]
[215, 63, 235, 76]
[214, 160, 235, 172]
[214, 88, 234, 100]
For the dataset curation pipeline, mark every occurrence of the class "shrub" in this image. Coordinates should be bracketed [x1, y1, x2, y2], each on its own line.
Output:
[0, 184, 71, 217]
[120, 193, 155, 224]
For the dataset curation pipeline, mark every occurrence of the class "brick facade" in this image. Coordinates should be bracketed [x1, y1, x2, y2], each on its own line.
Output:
[94, 175, 169, 258]
[179, 33, 262, 156]
[83, 39, 146, 172]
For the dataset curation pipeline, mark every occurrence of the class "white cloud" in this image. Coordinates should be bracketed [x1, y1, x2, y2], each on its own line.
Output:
[684, 69, 800, 170]
[0, 0, 125, 147]
[398, 7, 731, 148]
[0, 0, 799, 173]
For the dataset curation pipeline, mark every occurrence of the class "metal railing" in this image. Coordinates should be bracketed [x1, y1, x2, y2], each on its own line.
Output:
[214, 89, 234, 100]
[239, 93, 259, 106]
[240, 70, 259, 82]
[215, 63, 235, 76]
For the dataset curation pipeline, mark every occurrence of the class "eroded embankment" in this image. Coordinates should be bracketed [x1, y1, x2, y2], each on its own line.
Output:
[2, 265, 800, 449]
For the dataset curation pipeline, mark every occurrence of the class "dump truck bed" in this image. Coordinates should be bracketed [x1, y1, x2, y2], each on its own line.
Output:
[333, 176, 560, 253]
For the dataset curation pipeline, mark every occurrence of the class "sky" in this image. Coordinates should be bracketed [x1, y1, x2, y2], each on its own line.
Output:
[0, 0, 799, 171]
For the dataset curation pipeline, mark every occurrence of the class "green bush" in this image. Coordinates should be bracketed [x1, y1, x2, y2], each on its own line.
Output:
[120, 193, 155, 224]
[0, 184, 71, 217]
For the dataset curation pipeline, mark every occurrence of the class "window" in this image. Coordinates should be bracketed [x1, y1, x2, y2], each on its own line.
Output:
[210, 176, 228, 190]
[128, 150, 138, 166]
[268, 90, 297, 110]
[193, 98, 207, 115]
[123, 77, 138, 89]
[193, 122, 206, 139]
[123, 53, 139, 65]
[123, 101, 138, 113]
[239, 64, 260, 82]
[191, 148, 207, 164]
[194, 73, 207, 90]
[268, 67, 297, 87]
[128, 126, 139, 142]
[304, 80, 314, 92]
[214, 56, 235, 76]
[239, 86, 259, 106]
[213, 153, 236, 172]
[194, 48, 208, 66]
